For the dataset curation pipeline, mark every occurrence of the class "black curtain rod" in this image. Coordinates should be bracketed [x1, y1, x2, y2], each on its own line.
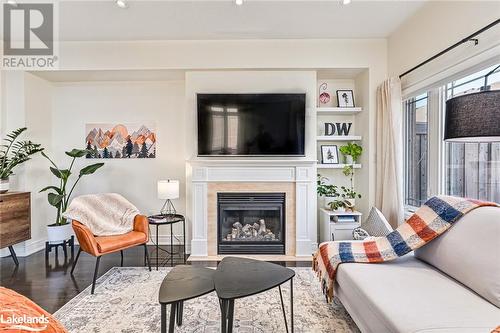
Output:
[399, 18, 500, 79]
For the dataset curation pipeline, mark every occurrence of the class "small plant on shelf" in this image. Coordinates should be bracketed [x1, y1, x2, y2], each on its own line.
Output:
[327, 199, 349, 211]
[339, 142, 362, 164]
[339, 142, 363, 209]
[340, 185, 361, 200]
[317, 174, 341, 209]
[317, 174, 339, 197]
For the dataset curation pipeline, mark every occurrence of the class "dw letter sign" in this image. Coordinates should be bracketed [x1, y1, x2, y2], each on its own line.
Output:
[1, 1, 59, 70]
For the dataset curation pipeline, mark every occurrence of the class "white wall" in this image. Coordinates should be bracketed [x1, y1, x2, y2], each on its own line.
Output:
[0, 72, 53, 256]
[24, 73, 54, 253]
[51, 80, 187, 241]
[388, 1, 500, 79]
[58, 39, 387, 71]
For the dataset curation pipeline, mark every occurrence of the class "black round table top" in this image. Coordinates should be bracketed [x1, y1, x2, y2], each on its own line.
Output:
[214, 257, 295, 300]
[148, 214, 185, 225]
[159, 265, 215, 304]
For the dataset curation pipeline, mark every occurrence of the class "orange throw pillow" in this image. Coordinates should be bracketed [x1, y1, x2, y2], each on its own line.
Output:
[0, 287, 67, 333]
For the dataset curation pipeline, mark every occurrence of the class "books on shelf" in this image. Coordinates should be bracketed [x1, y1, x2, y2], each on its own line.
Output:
[335, 216, 357, 223]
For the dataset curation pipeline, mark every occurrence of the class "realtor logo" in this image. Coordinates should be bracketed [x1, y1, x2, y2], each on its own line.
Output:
[4, 3, 53, 55]
[2, 2, 58, 69]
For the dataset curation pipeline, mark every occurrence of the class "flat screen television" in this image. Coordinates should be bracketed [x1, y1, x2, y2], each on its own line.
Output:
[197, 93, 306, 156]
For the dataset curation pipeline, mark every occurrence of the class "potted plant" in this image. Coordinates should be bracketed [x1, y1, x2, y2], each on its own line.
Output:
[41, 149, 104, 243]
[340, 183, 361, 209]
[326, 199, 355, 212]
[317, 174, 340, 209]
[0, 128, 44, 193]
[327, 199, 345, 212]
[339, 142, 362, 165]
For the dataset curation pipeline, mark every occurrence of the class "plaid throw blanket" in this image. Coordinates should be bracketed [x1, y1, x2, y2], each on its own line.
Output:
[313, 195, 498, 302]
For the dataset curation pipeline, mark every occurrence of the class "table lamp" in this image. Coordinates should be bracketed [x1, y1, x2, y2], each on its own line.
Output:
[158, 180, 179, 216]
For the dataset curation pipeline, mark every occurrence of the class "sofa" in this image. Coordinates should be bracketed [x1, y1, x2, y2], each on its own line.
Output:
[335, 206, 500, 333]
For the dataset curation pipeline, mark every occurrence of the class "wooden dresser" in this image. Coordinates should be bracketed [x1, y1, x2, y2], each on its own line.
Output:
[0, 191, 31, 265]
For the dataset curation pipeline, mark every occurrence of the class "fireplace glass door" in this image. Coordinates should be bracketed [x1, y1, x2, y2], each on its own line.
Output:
[218, 193, 285, 254]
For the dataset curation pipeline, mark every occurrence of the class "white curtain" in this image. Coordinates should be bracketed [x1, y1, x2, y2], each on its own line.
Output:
[376, 77, 404, 228]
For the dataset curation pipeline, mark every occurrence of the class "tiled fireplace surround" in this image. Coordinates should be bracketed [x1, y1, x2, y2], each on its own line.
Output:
[189, 161, 317, 257]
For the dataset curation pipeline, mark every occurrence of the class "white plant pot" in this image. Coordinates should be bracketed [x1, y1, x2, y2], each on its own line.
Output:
[345, 199, 355, 210]
[334, 207, 346, 213]
[0, 178, 9, 194]
[324, 196, 337, 209]
[47, 222, 73, 244]
[345, 155, 354, 165]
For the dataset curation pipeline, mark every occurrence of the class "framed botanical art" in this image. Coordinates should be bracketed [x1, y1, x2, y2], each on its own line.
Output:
[336, 90, 355, 107]
[321, 145, 339, 164]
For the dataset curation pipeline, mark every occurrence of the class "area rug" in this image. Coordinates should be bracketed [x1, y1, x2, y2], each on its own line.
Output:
[54, 267, 359, 333]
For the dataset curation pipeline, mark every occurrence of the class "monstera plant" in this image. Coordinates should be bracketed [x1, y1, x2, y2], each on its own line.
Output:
[0, 128, 44, 193]
[41, 149, 104, 242]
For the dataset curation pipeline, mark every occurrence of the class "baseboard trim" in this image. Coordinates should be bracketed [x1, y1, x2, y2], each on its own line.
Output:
[0, 239, 46, 258]
[187, 254, 312, 262]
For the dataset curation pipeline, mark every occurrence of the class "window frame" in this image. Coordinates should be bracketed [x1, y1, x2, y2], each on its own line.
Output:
[403, 93, 430, 210]
[403, 63, 500, 213]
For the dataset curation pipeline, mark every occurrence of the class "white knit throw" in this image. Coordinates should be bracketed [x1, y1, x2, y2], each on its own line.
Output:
[63, 193, 140, 236]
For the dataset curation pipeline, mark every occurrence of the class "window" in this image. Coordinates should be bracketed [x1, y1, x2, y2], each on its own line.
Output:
[444, 64, 500, 202]
[404, 93, 429, 207]
[403, 63, 500, 209]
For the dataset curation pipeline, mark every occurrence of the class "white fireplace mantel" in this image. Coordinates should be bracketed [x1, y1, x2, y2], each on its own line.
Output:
[188, 159, 317, 257]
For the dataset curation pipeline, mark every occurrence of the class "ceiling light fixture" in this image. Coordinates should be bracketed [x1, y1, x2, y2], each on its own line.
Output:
[342, 0, 351, 4]
[115, 0, 128, 9]
[235, 0, 244, 6]
[6, 0, 17, 6]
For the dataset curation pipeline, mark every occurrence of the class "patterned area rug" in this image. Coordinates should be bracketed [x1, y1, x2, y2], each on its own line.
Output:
[54, 267, 359, 333]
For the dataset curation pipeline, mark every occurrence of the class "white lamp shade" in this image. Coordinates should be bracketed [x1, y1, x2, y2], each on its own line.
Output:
[157, 180, 179, 200]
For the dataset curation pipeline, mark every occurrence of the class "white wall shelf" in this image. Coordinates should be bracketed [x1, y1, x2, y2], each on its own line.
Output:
[317, 135, 362, 141]
[316, 107, 362, 115]
[317, 163, 361, 169]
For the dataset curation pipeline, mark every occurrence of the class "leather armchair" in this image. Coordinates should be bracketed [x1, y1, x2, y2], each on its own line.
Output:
[71, 215, 151, 294]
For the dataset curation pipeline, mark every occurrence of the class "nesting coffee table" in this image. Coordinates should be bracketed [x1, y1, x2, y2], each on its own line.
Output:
[159, 257, 295, 333]
[159, 266, 215, 333]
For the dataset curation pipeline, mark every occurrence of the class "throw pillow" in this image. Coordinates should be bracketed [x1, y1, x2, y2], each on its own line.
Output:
[352, 227, 370, 240]
[360, 207, 393, 237]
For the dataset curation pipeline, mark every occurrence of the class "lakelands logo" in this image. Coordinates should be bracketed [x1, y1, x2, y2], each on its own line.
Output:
[0, 310, 49, 331]
[2, 1, 59, 69]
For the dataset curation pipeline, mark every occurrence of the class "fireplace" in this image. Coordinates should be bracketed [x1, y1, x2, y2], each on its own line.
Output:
[217, 193, 286, 254]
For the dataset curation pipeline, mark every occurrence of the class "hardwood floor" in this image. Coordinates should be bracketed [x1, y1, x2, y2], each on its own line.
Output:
[0, 246, 311, 314]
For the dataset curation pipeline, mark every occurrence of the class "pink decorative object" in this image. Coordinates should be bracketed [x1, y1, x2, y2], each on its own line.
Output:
[318, 83, 330, 105]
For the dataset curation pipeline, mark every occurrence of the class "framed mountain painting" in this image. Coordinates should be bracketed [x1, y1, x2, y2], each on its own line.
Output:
[85, 123, 156, 159]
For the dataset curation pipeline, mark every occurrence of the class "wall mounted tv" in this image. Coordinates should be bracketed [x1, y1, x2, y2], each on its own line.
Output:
[197, 93, 306, 156]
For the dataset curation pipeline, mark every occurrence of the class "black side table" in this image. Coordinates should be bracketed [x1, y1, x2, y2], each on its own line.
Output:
[45, 236, 75, 260]
[148, 214, 186, 270]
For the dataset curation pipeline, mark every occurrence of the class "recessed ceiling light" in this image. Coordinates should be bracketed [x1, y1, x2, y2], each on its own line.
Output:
[6, 0, 17, 6]
[115, 0, 128, 9]
[235, 0, 244, 6]
[342, 0, 351, 4]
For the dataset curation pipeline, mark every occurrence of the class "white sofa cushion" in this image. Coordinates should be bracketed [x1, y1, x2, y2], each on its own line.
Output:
[414, 206, 500, 308]
[335, 255, 500, 333]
